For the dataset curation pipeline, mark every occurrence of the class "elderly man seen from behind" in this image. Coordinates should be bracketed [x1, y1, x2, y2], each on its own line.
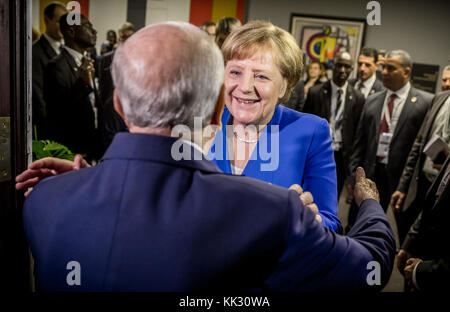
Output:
[19, 22, 395, 292]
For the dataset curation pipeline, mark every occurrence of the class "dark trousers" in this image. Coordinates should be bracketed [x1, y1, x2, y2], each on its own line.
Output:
[395, 174, 431, 245]
[334, 150, 345, 197]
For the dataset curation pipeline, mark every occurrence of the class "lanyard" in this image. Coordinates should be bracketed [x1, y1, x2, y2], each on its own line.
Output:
[381, 93, 400, 132]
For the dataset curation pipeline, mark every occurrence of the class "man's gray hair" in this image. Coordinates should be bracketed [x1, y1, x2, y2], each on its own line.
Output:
[385, 49, 413, 69]
[444, 65, 450, 72]
[111, 21, 224, 129]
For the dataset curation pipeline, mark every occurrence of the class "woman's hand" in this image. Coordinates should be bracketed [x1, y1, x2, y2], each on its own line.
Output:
[289, 184, 322, 224]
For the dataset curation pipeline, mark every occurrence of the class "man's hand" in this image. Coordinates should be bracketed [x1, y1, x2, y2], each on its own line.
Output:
[289, 184, 322, 224]
[431, 162, 443, 171]
[404, 257, 422, 290]
[15, 154, 89, 196]
[390, 190, 406, 213]
[397, 249, 413, 275]
[353, 167, 379, 207]
[79, 57, 95, 85]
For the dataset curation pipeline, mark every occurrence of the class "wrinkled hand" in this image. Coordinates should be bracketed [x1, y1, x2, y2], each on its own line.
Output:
[353, 167, 379, 207]
[15, 154, 89, 196]
[404, 257, 422, 290]
[390, 190, 406, 213]
[397, 249, 413, 275]
[79, 57, 95, 85]
[289, 184, 322, 224]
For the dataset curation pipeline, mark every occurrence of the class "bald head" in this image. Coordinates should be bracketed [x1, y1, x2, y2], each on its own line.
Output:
[332, 51, 353, 87]
[112, 22, 224, 129]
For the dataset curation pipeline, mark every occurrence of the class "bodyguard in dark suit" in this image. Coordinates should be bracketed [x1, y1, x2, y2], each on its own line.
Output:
[98, 22, 136, 148]
[20, 22, 395, 292]
[283, 80, 305, 112]
[390, 91, 450, 243]
[304, 52, 365, 196]
[397, 155, 450, 292]
[349, 50, 434, 217]
[349, 47, 384, 99]
[32, 2, 67, 139]
[44, 13, 103, 161]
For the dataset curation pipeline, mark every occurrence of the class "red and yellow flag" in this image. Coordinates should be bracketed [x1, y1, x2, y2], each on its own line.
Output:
[189, 0, 246, 26]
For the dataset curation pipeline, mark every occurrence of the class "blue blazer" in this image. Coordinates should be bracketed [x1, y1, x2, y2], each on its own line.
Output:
[23, 133, 395, 291]
[209, 105, 341, 231]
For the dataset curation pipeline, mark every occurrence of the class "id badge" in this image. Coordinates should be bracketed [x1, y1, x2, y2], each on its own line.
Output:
[376, 132, 393, 164]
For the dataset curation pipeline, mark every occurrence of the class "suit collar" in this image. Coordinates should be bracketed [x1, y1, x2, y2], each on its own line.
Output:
[37, 35, 58, 59]
[102, 132, 222, 174]
[392, 86, 419, 140]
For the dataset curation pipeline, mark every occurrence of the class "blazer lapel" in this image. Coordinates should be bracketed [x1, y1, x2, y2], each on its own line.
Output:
[61, 48, 80, 79]
[322, 81, 332, 120]
[40, 36, 57, 60]
[374, 90, 387, 137]
[392, 89, 417, 141]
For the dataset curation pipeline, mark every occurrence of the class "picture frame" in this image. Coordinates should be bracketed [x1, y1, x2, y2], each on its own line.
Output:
[290, 14, 366, 75]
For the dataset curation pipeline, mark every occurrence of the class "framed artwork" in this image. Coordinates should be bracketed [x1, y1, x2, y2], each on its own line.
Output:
[290, 14, 366, 73]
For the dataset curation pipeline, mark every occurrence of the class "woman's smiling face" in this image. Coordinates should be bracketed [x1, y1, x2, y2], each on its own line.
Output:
[224, 49, 287, 126]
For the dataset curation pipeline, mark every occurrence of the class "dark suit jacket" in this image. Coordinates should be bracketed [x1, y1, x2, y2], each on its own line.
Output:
[349, 86, 434, 194]
[98, 50, 128, 148]
[349, 76, 385, 98]
[283, 80, 305, 112]
[44, 48, 103, 159]
[402, 155, 450, 291]
[98, 50, 115, 105]
[32, 35, 58, 139]
[303, 80, 366, 176]
[396, 91, 450, 213]
[23, 133, 395, 292]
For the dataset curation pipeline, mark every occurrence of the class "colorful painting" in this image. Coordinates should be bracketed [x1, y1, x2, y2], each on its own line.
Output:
[290, 14, 365, 70]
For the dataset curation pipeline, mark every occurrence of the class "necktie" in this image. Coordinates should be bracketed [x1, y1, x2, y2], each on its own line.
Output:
[357, 82, 364, 91]
[379, 93, 397, 134]
[335, 89, 343, 129]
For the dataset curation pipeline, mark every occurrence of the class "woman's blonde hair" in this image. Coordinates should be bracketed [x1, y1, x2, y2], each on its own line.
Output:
[221, 20, 303, 103]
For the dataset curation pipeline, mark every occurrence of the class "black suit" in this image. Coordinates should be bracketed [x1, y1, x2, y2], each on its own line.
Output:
[32, 35, 58, 139]
[349, 86, 434, 212]
[44, 48, 103, 160]
[401, 155, 450, 291]
[283, 80, 305, 112]
[98, 50, 128, 148]
[349, 76, 385, 98]
[303, 80, 366, 195]
[395, 91, 450, 242]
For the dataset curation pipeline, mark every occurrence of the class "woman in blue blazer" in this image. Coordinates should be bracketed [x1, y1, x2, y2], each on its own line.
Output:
[208, 21, 341, 232]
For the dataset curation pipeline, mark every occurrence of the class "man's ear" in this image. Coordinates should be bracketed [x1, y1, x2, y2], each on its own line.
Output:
[209, 84, 226, 128]
[113, 89, 130, 128]
[404, 66, 411, 78]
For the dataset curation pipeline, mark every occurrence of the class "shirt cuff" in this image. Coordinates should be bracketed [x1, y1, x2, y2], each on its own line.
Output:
[412, 260, 423, 290]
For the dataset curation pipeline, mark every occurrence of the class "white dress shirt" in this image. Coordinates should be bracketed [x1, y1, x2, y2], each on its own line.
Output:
[355, 73, 377, 99]
[381, 82, 411, 134]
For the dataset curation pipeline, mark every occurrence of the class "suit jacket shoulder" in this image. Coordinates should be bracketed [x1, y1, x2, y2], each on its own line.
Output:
[23, 133, 395, 291]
